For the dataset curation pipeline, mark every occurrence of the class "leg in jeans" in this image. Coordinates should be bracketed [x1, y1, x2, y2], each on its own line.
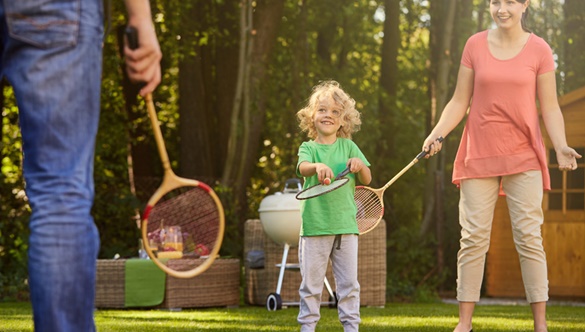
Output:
[0, 1, 103, 331]
[330, 234, 360, 332]
[455, 176, 500, 332]
[503, 170, 548, 331]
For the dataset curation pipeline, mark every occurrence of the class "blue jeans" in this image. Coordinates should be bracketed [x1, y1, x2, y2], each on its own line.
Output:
[0, 1, 103, 331]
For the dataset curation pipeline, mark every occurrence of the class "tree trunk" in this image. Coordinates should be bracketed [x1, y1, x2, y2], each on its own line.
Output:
[215, 1, 241, 171]
[224, 0, 285, 223]
[236, 0, 285, 189]
[421, 0, 456, 238]
[378, 0, 400, 238]
[178, 1, 213, 179]
[476, 0, 488, 32]
[222, 0, 252, 186]
[564, 0, 585, 91]
[116, 25, 153, 204]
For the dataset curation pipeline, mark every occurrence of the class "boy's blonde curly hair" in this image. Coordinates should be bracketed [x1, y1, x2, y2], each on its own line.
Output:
[297, 80, 362, 140]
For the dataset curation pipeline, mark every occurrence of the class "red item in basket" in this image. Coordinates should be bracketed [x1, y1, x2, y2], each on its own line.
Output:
[194, 244, 210, 256]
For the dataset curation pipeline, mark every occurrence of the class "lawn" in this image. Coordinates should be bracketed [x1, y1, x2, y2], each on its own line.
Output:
[1, 301, 584, 331]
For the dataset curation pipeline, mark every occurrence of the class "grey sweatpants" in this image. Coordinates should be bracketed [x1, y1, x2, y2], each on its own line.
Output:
[297, 234, 360, 332]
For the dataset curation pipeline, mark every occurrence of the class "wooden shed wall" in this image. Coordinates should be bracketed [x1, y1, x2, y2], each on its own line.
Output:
[486, 200, 585, 298]
[485, 87, 585, 299]
[485, 199, 525, 297]
[543, 86, 585, 148]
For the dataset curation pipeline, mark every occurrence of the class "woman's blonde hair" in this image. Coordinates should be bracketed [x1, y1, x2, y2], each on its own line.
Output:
[297, 80, 362, 140]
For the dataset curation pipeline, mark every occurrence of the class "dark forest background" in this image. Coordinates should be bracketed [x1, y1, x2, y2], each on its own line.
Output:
[2, 0, 584, 302]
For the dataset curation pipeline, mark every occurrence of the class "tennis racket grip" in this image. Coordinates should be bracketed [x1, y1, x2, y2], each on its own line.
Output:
[125, 26, 139, 50]
[124, 26, 149, 93]
[416, 136, 444, 160]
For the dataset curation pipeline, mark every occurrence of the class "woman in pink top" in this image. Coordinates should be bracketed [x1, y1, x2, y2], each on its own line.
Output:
[422, 1, 582, 332]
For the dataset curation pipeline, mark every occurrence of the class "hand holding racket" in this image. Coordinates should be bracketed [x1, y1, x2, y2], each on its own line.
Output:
[126, 27, 225, 279]
[296, 167, 351, 200]
[356, 136, 444, 234]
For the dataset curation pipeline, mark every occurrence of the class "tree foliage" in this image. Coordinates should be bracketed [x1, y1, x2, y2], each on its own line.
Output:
[1, 0, 582, 302]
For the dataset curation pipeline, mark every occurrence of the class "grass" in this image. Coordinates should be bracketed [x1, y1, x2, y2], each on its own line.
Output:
[1, 301, 584, 331]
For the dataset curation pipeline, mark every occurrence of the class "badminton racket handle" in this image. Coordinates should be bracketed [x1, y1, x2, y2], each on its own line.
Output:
[125, 26, 139, 50]
[124, 26, 148, 90]
[335, 166, 351, 180]
[416, 136, 444, 160]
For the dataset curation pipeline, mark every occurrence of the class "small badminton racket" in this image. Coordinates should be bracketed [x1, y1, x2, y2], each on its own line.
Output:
[295, 167, 351, 200]
[356, 136, 444, 234]
[126, 27, 225, 278]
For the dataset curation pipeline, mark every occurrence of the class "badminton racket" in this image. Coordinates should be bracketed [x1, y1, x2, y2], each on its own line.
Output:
[295, 167, 351, 200]
[126, 27, 225, 278]
[356, 136, 444, 234]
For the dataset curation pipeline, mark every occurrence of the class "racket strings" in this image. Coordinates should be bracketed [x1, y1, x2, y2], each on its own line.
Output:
[146, 186, 221, 272]
[149, 189, 219, 245]
[354, 189, 383, 217]
[296, 178, 349, 200]
[354, 188, 384, 233]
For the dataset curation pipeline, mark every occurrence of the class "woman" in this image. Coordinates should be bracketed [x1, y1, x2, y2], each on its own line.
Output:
[422, 1, 582, 331]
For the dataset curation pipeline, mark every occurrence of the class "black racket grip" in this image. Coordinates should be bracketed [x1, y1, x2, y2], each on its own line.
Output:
[124, 26, 147, 90]
[416, 136, 444, 160]
[125, 26, 139, 50]
[335, 166, 352, 180]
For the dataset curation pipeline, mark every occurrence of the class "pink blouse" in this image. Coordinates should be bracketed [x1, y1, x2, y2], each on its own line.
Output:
[453, 30, 555, 190]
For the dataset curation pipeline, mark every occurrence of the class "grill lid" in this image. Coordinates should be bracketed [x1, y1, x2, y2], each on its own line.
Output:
[258, 178, 302, 212]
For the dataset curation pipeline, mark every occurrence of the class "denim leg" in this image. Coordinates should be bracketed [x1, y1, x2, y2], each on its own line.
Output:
[1, 1, 103, 331]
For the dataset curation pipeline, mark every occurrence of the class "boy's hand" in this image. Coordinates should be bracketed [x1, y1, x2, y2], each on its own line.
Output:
[315, 163, 334, 184]
[347, 158, 372, 185]
[347, 158, 365, 173]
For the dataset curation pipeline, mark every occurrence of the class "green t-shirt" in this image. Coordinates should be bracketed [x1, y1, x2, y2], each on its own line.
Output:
[296, 138, 370, 236]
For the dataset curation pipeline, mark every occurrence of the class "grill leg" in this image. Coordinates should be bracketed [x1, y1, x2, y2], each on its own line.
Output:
[275, 243, 290, 294]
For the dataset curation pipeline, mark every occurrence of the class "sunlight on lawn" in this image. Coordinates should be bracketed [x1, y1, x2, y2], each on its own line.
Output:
[2, 302, 584, 332]
[95, 308, 305, 331]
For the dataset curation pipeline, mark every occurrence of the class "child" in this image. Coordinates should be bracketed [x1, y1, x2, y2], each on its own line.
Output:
[296, 80, 372, 332]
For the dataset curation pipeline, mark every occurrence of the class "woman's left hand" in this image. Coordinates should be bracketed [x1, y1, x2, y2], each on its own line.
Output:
[556, 146, 582, 171]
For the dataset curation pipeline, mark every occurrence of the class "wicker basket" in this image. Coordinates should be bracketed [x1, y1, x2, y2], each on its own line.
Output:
[95, 258, 241, 309]
[357, 220, 387, 306]
[158, 258, 240, 309]
[244, 219, 386, 307]
[244, 220, 270, 305]
[95, 259, 126, 308]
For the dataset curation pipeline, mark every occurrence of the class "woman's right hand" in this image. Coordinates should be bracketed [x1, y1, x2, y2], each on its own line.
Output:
[422, 136, 444, 158]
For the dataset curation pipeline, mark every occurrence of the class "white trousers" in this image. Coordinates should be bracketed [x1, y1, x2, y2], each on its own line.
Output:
[457, 170, 549, 303]
[298, 234, 360, 332]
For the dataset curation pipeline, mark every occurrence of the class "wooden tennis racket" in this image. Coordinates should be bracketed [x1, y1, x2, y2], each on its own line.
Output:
[356, 137, 443, 234]
[126, 27, 225, 278]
